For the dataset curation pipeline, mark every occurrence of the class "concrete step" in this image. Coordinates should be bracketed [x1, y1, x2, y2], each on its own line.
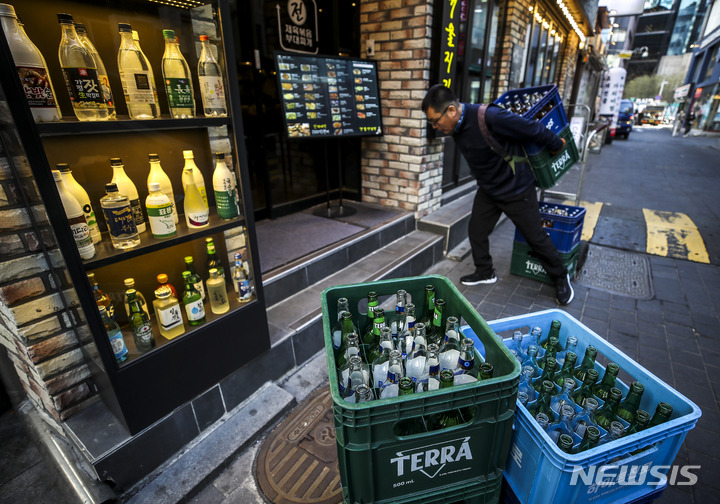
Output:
[417, 191, 474, 253]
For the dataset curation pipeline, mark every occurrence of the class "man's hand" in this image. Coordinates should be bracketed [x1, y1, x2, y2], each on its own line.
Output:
[549, 137, 566, 156]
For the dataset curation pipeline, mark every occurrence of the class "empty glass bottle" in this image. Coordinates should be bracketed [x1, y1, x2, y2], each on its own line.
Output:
[595, 387, 622, 429]
[539, 319, 561, 351]
[539, 336, 562, 369]
[439, 316, 462, 371]
[354, 384, 374, 403]
[556, 335, 578, 366]
[546, 404, 575, 443]
[592, 362, 620, 401]
[535, 412, 550, 430]
[522, 345, 543, 378]
[576, 425, 601, 453]
[418, 284, 435, 328]
[341, 355, 370, 403]
[625, 409, 651, 436]
[554, 351, 577, 387]
[517, 391, 530, 407]
[454, 338, 479, 384]
[522, 326, 542, 353]
[117, 23, 160, 119]
[388, 289, 407, 341]
[406, 322, 427, 384]
[599, 420, 625, 446]
[574, 345, 598, 382]
[427, 298, 445, 345]
[418, 343, 441, 392]
[197, 35, 227, 117]
[507, 330, 527, 362]
[336, 330, 361, 371]
[479, 362, 494, 379]
[617, 381, 645, 423]
[334, 311, 357, 364]
[371, 327, 394, 390]
[360, 291, 379, 347]
[648, 402, 673, 427]
[557, 433, 575, 454]
[571, 397, 599, 438]
[528, 380, 556, 422]
[551, 377, 576, 415]
[380, 350, 404, 399]
[331, 297, 354, 352]
[127, 289, 154, 352]
[428, 370, 465, 429]
[572, 368, 599, 408]
[518, 365, 538, 402]
[397, 303, 416, 359]
[533, 357, 557, 392]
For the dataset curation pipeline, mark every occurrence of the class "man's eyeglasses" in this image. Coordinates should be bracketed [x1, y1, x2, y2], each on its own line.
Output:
[427, 105, 450, 127]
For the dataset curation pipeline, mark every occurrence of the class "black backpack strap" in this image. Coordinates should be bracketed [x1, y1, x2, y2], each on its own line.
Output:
[477, 104, 528, 175]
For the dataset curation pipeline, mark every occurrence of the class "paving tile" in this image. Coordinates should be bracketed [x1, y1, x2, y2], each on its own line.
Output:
[692, 482, 720, 503]
[610, 318, 638, 336]
[658, 485, 694, 504]
[664, 309, 694, 328]
[582, 306, 609, 322]
[665, 322, 697, 339]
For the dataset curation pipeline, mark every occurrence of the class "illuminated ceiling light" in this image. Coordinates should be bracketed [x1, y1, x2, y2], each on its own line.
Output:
[529, 5, 534, 11]
[556, 0, 586, 43]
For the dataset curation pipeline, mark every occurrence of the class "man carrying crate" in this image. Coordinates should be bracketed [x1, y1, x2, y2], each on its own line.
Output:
[422, 84, 573, 305]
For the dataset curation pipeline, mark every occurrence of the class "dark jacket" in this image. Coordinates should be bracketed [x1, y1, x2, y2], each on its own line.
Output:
[452, 103, 564, 199]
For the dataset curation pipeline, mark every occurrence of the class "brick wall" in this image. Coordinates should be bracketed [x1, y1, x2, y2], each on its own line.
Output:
[0, 105, 95, 425]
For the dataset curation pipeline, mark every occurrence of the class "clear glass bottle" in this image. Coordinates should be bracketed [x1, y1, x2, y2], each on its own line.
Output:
[354, 384, 374, 403]
[397, 302, 416, 360]
[388, 289, 407, 341]
[517, 391, 530, 407]
[507, 330, 527, 362]
[534, 412, 550, 430]
[127, 289, 154, 352]
[212, 152, 238, 220]
[331, 297, 354, 352]
[197, 35, 227, 117]
[123, 277, 149, 318]
[593, 362, 620, 401]
[147, 154, 177, 223]
[598, 420, 625, 446]
[110, 157, 146, 233]
[181, 270, 205, 326]
[161, 29, 195, 118]
[546, 404, 575, 443]
[518, 365, 537, 402]
[367, 325, 394, 367]
[206, 268, 229, 315]
[117, 23, 160, 119]
[183, 255, 206, 301]
[205, 238, 224, 278]
[232, 252, 253, 303]
[571, 397, 600, 439]
[405, 322, 427, 383]
[336, 332, 362, 374]
[152, 286, 184, 340]
[617, 381, 645, 423]
[522, 344, 543, 378]
[439, 315, 461, 372]
[572, 368, 599, 408]
[550, 377, 576, 415]
[341, 355, 370, 403]
[56, 13, 108, 121]
[0, 4, 61, 121]
[88, 272, 114, 320]
[522, 325, 543, 353]
[145, 182, 176, 239]
[371, 327, 394, 390]
[454, 337, 479, 384]
[556, 335, 578, 366]
[52, 169, 95, 260]
[56, 163, 101, 244]
[156, 273, 178, 299]
[379, 349, 404, 399]
[99, 305, 127, 363]
[418, 343, 441, 392]
[182, 150, 208, 206]
[74, 23, 115, 119]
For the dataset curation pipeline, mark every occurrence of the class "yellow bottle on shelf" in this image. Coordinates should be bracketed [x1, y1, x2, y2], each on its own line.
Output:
[153, 286, 185, 339]
[182, 150, 208, 206]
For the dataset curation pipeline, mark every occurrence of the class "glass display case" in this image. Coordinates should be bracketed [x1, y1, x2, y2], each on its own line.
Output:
[0, 0, 270, 434]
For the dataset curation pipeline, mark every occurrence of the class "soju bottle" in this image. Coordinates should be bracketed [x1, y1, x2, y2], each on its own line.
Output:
[522, 325, 542, 352]
[557, 434, 575, 454]
[598, 421, 625, 446]
[52, 170, 95, 260]
[439, 316, 461, 372]
[517, 391, 530, 407]
[99, 305, 127, 363]
[595, 387, 622, 429]
[181, 270, 206, 326]
[100, 182, 140, 249]
[405, 322, 427, 384]
[551, 377, 576, 415]
[532, 357, 557, 392]
[508, 331, 527, 362]
[454, 338, 479, 384]
[127, 289, 155, 352]
[418, 284, 435, 328]
[182, 150, 208, 206]
[161, 29, 195, 118]
[205, 237, 224, 278]
[152, 286, 184, 340]
[88, 273, 114, 320]
[394, 377, 426, 435]
[232, 252, 253, 303]
[56, 163, 101, 244]
[147, 154, 178, 223]
[56, 14, 108, 121]
[571, 397, 599, 439]
[428, 369, 465, 429]
[592, 362, 619, 401]
[616, 381, 645, 423]
[388, 289, 407, 341]
[360, 291, 379, 347]
[110, 157, 146, 233]
[556, 335, 578, 366]
[648, 402, 673, 427]
[145, 182, 176, 239]
[336, 332, 362, 374]
[418, 343, 441, 392]
[522, 345, 542, 378]
[572, 368, 599, 408]
[546, 404, 575, 443]
[341, 355, 369, 403]
[538, 336, 562, 369]
[427, 298, 445, 345]
[197, 35, 227, 117]
[379, 350, 404, 399]
[212, 153, 239, 220]
[331, 297, 355, 352]
[518, 365, 537, 402]
[184, 256, 206, 301]
[528, 380, 556, 422]
[574, 345, 598, 382]
[206, 268, 229, 314]
[397, 303, 416, 360]
[371, 327, 394, 390]
[75, 23, 115, 119]
[539, 319, 561, 351]
[575, 425, 601, 453]
[553, 351, 577, 387]
[117, 24, 160, 119]
[625, 409, 651, 436]
[534, 412, 550, 430]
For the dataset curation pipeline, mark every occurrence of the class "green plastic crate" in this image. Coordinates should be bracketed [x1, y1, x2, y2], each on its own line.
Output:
[528, 125, 579, 189]
[510, 241, 579, 284]
[321, 275, 521, 504]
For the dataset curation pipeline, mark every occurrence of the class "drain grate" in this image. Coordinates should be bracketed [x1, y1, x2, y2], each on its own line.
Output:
[574, 245, 653, 299]
[255, 387, 341, 504]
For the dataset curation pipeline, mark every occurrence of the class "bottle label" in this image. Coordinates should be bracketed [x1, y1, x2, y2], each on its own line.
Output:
[164, 77, 194, 108]
[194, 281, 206, 300]
[199, 76, 225, 108]
[128, 198, 146, 228]
[81, 203, 98, 230]
[97, 73, 114, 107]
[186, 209, 209, 227]
[157, 304, 183, 330]
[235, 279, 251, 300]
[17, 66, 57, 108]
[146, 200, 176, 238]
[108, 331, 128, 360]
[133, 322, 153, 344]
[214, 189, 238, 220]
[185, 299, 205, 321]
[61, 67, 105, 107]
[68, 215, 94, 256]
[102, 204, 138, 237]
[122, 72, 155, 103]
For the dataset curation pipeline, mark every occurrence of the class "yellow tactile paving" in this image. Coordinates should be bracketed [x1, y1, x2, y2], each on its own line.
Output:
[562, 200, 603, 241]
[642, 209, 710, 263]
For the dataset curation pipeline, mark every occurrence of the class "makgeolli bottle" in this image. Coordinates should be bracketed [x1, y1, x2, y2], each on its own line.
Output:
[56, 163, 101, 244]
[147, 153, 178, 223]
[52, 169, 95, 260]
[212, 152, 238, 220]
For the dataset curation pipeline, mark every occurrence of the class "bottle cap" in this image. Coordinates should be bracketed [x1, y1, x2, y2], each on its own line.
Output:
[199, 35, 209, 41]
[75, 23, 86, 33]
[87, 272, 95, 280]
[51, 170, 62, 181]
[126, 288, 137, 296]
[124, 278, 135, 287]
[182, 150, 194, 159]
[0, 5, 17, 17]
[118, 23, 132, 33]
[148, 182, 161, 192]
[148, 153, 159, 161]
[105, 182, 118, 192]
[57, 13, 74, 24]
[110, 157, 123, 166]
[157, 273, 168, 283]
[184, 255, 193, 264]
[56, 163, 71, 172]
[162, 29, 175, 39]
[209, 268, 218, 276]
[154, 286, 172, 299]
[205, 237, 213, 243]
[181, 271, 191, 279]
[215, 152, 225, 160]
[234, 252, 243, 261]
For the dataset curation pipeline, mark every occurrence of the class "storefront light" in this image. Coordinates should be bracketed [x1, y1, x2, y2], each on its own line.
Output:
[147, 0, 205, 8]
[555, 0, 586, 44]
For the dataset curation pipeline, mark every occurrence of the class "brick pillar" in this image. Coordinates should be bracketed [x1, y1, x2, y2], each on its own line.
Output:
[0, 116, 95, 425]
[359, 0, 442, 219]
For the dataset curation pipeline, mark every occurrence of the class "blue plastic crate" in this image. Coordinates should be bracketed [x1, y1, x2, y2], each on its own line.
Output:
[538, 202, 586, 232]
[462, 309, 701, 504]
[514, 220, 582, 254]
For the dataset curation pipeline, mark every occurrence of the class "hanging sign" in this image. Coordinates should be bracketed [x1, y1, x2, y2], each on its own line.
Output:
[437, 0, 464, 90]
[277, 0, 318, 54]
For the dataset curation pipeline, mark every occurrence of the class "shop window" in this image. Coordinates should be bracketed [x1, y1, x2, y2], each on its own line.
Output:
[702, 44, 718, 83]
[522, 6, 566, 88]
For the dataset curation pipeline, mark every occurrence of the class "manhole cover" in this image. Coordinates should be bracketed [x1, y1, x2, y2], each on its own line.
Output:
[574, 245, 653, 299]
[255, 387, 341, 504]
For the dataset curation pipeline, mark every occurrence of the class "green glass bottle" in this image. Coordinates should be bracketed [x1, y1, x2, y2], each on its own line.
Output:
[553, 351, 578, 387]
[574, 345, 598, 382]
[625, 409, 651, 436]
[539, 319, 561, 350]
[595, 387, 622, 429]
[533, 357, 557, 392]
[205, 237, 224, 278]
[127, 289, 155, 352]
[429, 370, 465, 429]
[361, 292, 379, 348]
[419, 284, 435, 328]
[539, 336, 562, 369]
[592, 362, 620, 401]
[616, 381, 645, 423]
[528, 380, 556, 422]
[572, 368, 599, 407]
[575, 425, 601, 453]
[184, 255, 206, 301]
[557, 433, 575, 454]
[181, 270, 206, 326]
[479, 362, 494, 379]
[367, 307, 387, 352]
[648, 402, 673, 427]
[428, 298, 445, 346]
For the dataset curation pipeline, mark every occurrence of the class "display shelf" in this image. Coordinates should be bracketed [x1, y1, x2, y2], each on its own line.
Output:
[36, 116, 229, 136]
[83, 213, 245, 269]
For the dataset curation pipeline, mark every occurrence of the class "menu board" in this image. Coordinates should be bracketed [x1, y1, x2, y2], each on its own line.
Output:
[275, 52, 383, 139]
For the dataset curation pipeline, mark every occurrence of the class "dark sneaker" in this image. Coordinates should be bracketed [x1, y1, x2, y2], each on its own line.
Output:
[555, 273, 574, 305]
[460, 271, 497, 286]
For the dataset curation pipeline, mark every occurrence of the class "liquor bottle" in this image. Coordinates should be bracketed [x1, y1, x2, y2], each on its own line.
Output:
[127, 289, 155, 352]
[546, 404, 575, 443]
[550, 377, 576, 415]
[341, 356, 370, 403]
[556, 335, 578, 366]
[182, 150, 208, 206]
[617, 381, 645, 423]
[147, 154, 178, 223]
[110, 157, 146, 233]
[454, 338, 479, 384]
[197, 35, 227, 117]
[212, 152, 238, 220]
[183, 256, 206, 301]
[625, 409, 651, 436]
[181, 270, 206, 326]
[522, 326, 542, 353]
[575, 425, 601, 453]
[387, 289, 407, 341]
[532, 357, 557, 392]
[331, 297, 354, 352]
[418, 284, 435, 328]
[87, 272, 114, 320]
[156, 273, 178, 299]
[206, 268, 229, 314]
[56, 14, 108, 121]
[360, 291, 379, 347]
[539, 319, 561, 351]
[205, 238, 224, 278]
[394, 377, 426, 435]
[572, 368, 599, 407]
[99, 305, 127, 363]
[648, 402, 673, 427]
[405, 322, 427, 383]
[592, 362, 620, 401]
[427, 370, 465, 429]
[538, 336, 562, 369]
[397, 302, 416, 360]
[100, 182, 140, 249]
[336, 332, 362, 375]
[367, 325, 394, 366]
[553, 351, 577, 387]
[571, 397, 599, 439]
[123, 278, 149, 317]
[557, 434, 575, 454]
[595, 387, 622, 429]
[74, 23, 115, 119]
[145, 182, 176, 239]
[152, 286, 184, 339]
[117, 24, 160, 119]
[418, 343, 441, 392]
[507, 331, 527, 362]
[161, 29, 195, 118]
[52, 170, 95, 260]
[517, 365, 537, 402]
[363, 306, 385, 351]
[522, 345, 543, 378]
[232, 252, 252, 303]
[517, 391, 530, 407]
[534, 412, 550, 430]
[427, 298, 445, 345]
[598, 421, 625, 446]
[479, 362, 494, 379]
[379, 350, 404, 399]
[574, 345, 598, 382]
[370, 327, 394, 390]
[56, 163, 101, 244]
[439, 316, 461, 372]
[528, 380, 556, 422]
[0, 4, 61, 121]
[354, 384, 374, 403]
